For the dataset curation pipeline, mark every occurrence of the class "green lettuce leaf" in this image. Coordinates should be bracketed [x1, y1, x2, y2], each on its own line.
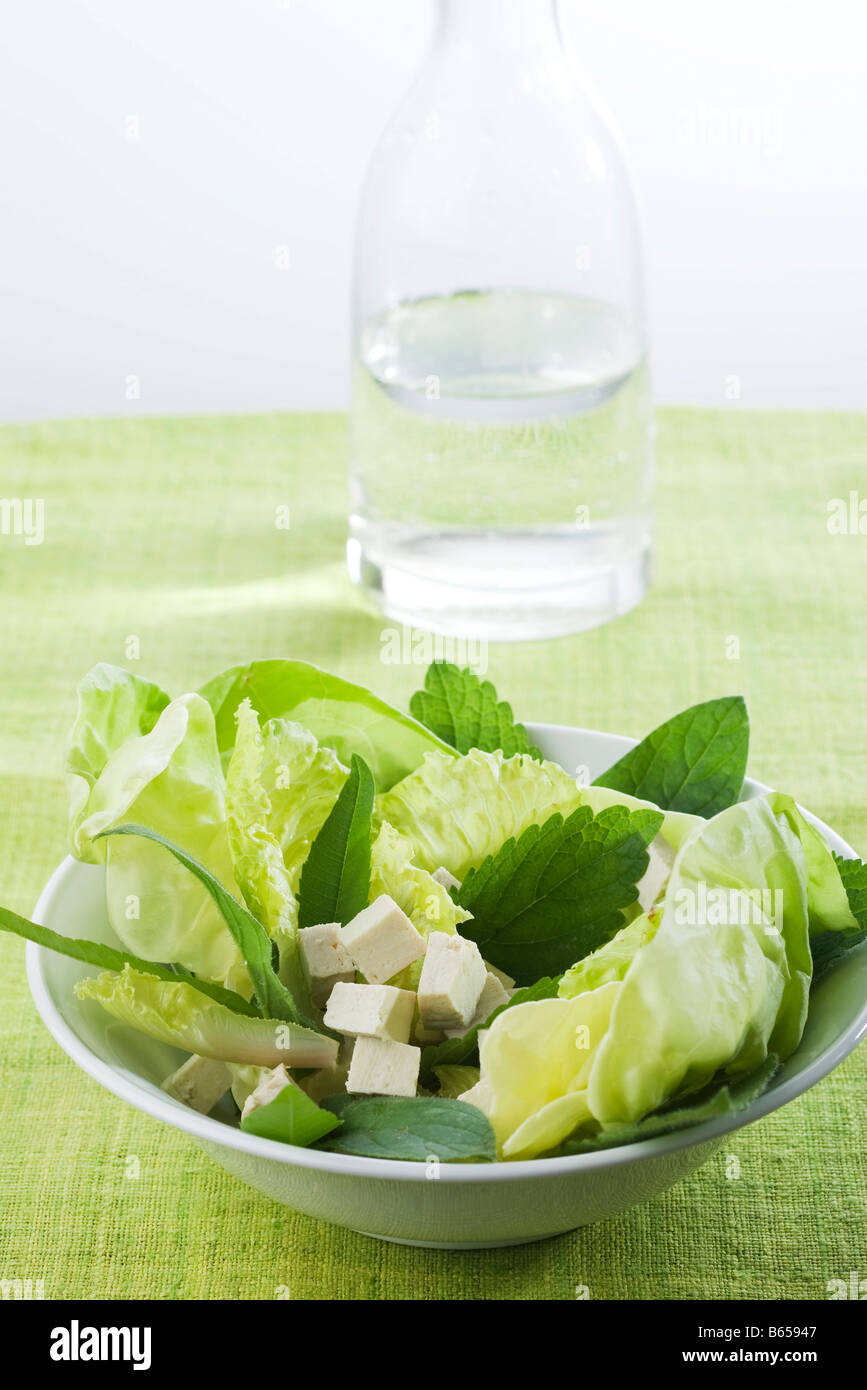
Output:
[200, 658, 453, 790]
[409, 662, 542, 759]
[455, 804, 663, 983]
[558, 910, 659, 998]
[431, 1065, 482, 1098]
[555, 1055, 780, 1155]
[586, 794, 830, 1126]
[377, 748, 582, 879]
[67, 663, 170, 832]
[418, 975, 561, 1079]
[98, 823, 318, 1029]
[225, 701, 347, 1002]
[478, 982, 622, 1159]
[69, 692, 248, 992]
[76, 966, 337, 1068]
[593, 696, 749, 816]
[0, 901, 258, 1015]
[298, 754, 374, 928]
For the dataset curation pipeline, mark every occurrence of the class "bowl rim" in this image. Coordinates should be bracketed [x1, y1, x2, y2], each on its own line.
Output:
[26, 719, 867, 1184]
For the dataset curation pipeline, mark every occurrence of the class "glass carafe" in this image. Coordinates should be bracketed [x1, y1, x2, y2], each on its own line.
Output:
[349, 0, 653, 641]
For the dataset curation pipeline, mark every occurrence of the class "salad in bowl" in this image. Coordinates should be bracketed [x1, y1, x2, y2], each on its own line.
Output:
[8, 659, 867, 1168]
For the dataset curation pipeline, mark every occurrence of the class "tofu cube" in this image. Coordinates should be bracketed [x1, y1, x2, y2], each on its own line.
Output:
[346, 1035, 420, 1098]
[417, 931, 487, 1031]
[442, 969, 511, 1037]
[240, 1064, 298, 1122]
[323, 982, 416, 1043]
[161, 1054, 231, 1114]
[457, 1079, 492, 1115]
[339, 895, 425, 985]
[484, 961, 516, 991]
[299, 920, 356, 1007]
[431, 865, 461, 892]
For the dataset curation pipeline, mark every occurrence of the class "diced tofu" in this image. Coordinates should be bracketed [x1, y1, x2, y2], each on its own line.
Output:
[417, 931, 487, 1031]
[324, 982, 416, 1043]
[299, 920, 355, 1007]
[484, 961, 516, 991]
[457, 1078, 492, 1115]
[299, 1039, 355, 1104]
[161, 1054, 232, 1114]
[339, 894, 426, 985]
[240, 1063, 299, 1122]
[431, 865, 461, 892]
[346, 1035, 420, 1098]
[442, 969, 511, 1037]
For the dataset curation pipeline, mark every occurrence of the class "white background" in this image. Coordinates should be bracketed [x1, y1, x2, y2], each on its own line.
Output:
[1, 0, 865, 421]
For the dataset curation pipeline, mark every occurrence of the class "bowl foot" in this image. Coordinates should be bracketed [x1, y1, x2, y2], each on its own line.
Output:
[354, 1229, 569, 1249]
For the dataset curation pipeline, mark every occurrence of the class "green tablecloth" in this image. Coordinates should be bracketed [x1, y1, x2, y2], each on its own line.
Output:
[1, 408, 865, 1301]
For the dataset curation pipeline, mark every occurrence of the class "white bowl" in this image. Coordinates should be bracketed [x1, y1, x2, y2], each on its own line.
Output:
[27, 723, 867, 1249]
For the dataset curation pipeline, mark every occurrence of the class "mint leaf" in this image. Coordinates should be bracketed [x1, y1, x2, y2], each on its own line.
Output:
[0, 900, 260, 1017]
[555, 1056, 780, 1155]
[409, 662, 542, 760]
[240, 1082, 340, 1147]
[809, 855, 867, 983]
[298, 753, 374, 928]
[419, 975, 561, 1080]
[99, 824, 317, 1029]
[455, 804, 663, 984]
[593, 696, 749, 816]
[318, 1094, 496, 1162]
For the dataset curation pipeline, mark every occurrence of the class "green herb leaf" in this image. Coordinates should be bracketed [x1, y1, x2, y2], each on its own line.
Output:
[409, 662, 542, 760]
[240, 1081, 341, 1147]
[555, 1056, 780, 1155]
[98, 824, 317, 1028]
[0, 901, 260, 1016]
[833, 853, 867, 928]
[455, 804, 663, 984]
[317, 1094, 496, 1162]
[419, 975, 561, 1079]
[298, 753, 374, 928]
[809, 855, 867, 983]
[593, 696, 749, 816]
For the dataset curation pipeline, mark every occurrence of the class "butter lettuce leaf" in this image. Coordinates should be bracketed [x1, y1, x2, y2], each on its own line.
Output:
[419, 975, 561, 1079]
[69, 693, 248, 992]
[378, 748, 582, 880]
[67, 663, 170, 833]
[558, 910, 659, 998]
[587, 794, 833, 1126]
[479, 983, 621, 1159]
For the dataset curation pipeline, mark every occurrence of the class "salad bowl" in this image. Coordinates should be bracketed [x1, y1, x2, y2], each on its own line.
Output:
[26, 721, 867, 1249]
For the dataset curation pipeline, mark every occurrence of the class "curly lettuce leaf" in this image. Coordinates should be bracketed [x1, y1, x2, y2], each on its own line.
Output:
[377, 748, 582, 880]
[225, 701, 347, 1002]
